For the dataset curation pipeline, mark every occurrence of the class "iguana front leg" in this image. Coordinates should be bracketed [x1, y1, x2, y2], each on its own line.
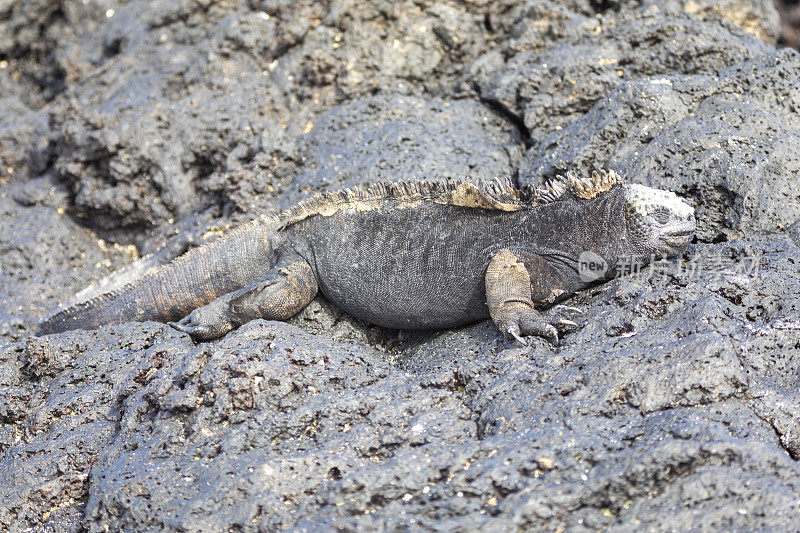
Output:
[485, 249, 580, 345]
[170, 251, 318, 340]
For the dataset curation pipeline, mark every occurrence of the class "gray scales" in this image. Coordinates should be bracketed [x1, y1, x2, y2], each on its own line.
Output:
[37, 170, 696, 344]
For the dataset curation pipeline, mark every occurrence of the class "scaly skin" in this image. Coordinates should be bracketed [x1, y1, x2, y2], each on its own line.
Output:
[36, 217, 279, 335]
[38, 171, 696, 344]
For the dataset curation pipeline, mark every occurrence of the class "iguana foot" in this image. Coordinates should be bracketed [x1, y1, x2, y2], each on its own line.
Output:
[486, 249, 585, 347]
[170, 253, 318, 341]
[505, 306, 583, 346]
[169, 295, 235, 340]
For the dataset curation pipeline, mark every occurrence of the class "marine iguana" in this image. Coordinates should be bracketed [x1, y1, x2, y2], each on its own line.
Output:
[37, 170, 696, 344]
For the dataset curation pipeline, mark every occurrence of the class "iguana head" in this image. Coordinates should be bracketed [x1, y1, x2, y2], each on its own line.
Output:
[622, 183, 696, 258]
[534, 170, 696, 260]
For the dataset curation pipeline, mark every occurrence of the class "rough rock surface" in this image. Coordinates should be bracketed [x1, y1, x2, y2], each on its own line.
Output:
[286, 93, 523, 207]
[475, 2, 773, 143]
[2, 0, 800, 531]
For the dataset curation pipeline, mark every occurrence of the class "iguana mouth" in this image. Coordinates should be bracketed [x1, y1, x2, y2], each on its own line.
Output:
[660, 227, 694, 249]
[658, 218, 696, 249]
[664, 229, 694, 237]
[661, 234, 691, 246]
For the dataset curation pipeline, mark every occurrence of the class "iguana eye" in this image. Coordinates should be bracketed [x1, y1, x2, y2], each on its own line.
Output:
[650, 208, 671, 225]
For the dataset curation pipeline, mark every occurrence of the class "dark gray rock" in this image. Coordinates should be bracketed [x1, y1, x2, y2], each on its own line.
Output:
[80, 320, 476, 531]
[0, 324, 193, 531]
[2, 1, 800, 531]
[522, 49, 800, 241]
[476, 3, 772, 143]
[47, 0, 510, 231]
[49, 1, 312, 230]
[52, 56, 298, 229]
[287, 92, 523, 206]
[655, 0, 780, 42]
[0, 181, 136, 344]
[0, 87, 52, 183]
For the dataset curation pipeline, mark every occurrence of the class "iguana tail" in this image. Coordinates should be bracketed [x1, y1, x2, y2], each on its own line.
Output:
[37, 216, 279, 335]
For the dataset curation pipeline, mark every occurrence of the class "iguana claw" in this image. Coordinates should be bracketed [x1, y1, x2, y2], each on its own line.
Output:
[547, 305, 583, 333]
[507, 324, 528, 346]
